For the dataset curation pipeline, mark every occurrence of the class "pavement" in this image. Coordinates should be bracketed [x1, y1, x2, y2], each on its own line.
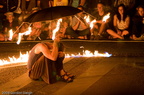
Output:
[0, 40, 144, 95]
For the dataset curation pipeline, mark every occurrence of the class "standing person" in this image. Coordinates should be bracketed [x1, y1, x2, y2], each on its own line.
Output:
[106, 4, 130, 40]
[27, 33, 74, 84]
[71, 0, 86, 8]
[54, 0, 68, 6]
[19, 0, 37, 23]
[65, 6, 90, 39]
[37, 0, 54, 9]
[131, 6, 144, 40]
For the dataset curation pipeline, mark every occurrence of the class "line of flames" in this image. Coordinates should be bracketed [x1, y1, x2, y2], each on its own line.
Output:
[0, 50, 112, 66]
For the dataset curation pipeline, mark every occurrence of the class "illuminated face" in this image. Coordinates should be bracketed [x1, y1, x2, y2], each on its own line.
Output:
[6, 15, 14, 20]
[97, 3, 104, 12]
[138, 7, 144, 16]
[118, 6, 124, 15]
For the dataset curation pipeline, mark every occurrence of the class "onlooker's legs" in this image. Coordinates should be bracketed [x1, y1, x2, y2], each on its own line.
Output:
[78, 28, 90, 36]
[77, 28, 91, 39]
[66, 26, 79, 38]
[107, 29, 123, 39]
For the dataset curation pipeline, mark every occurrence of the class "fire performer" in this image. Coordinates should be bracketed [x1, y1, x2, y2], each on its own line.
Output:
[91, 2, 111, 40]
[65, 5, 90, 39]
[27, 32, 74, 84]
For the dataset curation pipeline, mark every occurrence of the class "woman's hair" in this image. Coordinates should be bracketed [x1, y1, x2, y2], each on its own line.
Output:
[97, 2, 105, 7]
[136, 5, 144, 10]
[116, 4, 127, 21]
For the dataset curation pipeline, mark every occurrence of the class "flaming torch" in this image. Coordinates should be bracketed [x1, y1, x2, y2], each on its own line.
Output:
[8, 29, 13, 41]
[52, 19, 62, 40]
[84, 15, 90, 24]
[90, 19, 97, 29]
[17, 27, 32, 44]
[102, 13, 110, 22]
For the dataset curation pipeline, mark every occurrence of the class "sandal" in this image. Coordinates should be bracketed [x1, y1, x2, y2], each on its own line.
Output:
[60, 74, 73, 83]
[65, 72, 75, 79]
[63, 70, 75, 79]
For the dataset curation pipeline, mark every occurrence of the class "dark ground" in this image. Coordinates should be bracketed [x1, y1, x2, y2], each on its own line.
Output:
[0, 39, 144, 95]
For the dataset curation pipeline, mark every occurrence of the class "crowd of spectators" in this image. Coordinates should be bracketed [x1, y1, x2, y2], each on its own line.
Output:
[0, 0, 143, 41]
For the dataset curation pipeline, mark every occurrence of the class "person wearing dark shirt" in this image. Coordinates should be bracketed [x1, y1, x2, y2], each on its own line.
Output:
[19, 0, 37, 22]
[65, 6, 90, 39]
[2, 12, 19, 41]
[132, 5, 144, 40]
[91, 2, 110, 40]
[37, 0, 54, 9]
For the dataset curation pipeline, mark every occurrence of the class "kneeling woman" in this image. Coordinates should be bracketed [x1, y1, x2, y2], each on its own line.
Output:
[27, 33, 74, 84]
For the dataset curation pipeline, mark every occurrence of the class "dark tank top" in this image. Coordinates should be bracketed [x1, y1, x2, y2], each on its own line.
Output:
[27, 45, 43, 69]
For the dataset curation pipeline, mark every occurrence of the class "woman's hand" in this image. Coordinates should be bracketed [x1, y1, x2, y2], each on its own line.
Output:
[53, 32, 62, 47]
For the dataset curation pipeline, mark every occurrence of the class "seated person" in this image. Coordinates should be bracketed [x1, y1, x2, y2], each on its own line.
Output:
[106, 4, 130, 40]
[2, 12, 19, 41]
[27, 22, 42, 40]
[60, 16, 72, 39]
[91, 2, 111, 40]
[65, 6, 90, 39]
[27, 32, 74, 84]
[131, 5, 144, 40]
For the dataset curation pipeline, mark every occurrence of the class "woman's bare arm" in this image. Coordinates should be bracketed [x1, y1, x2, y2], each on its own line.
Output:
[34, 42, 58, 61]
[125, 16, 130, 29]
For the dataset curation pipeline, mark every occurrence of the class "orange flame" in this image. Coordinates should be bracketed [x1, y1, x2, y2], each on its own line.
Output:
[17, 27, 32, 44]
[0, 51, 29, 66]
[65, 50, 112, 58]
[102, 13, 110, 22]
[84, 15, 96, 29]
[52, 19, 62, 40]
[0, 50, 112, 66]
[90, 19, 96, 29]
[84, 15, 90, 23]
[8, 29, 13, 41]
